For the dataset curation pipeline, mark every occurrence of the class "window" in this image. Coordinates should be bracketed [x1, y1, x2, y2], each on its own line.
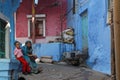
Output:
[27, 14, 46, 38]
[0, 19, 6, 58]
[35, 20, 44, 36]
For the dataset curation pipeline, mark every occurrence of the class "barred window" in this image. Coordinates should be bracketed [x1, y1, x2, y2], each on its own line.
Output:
[29, 20, 45, 37]
[27, 14, 46, 38]
[0, 19, 6, 58]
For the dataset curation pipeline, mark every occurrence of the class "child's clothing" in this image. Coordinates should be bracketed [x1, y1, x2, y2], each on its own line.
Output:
[14, 48, 23, 58]
[22, 46, 39, 74]
[14, 48, 31, 73]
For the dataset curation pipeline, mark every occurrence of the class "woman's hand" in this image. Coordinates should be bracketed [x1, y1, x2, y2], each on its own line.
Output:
[28, 54, 33, 56]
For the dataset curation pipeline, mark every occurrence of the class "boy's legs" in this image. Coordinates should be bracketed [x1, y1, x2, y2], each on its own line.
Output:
[26, 63, 31, 73]
[17, 57, 31, 73]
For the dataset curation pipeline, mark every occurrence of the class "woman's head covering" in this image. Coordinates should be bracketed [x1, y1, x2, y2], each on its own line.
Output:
[25, 40, 32, 45]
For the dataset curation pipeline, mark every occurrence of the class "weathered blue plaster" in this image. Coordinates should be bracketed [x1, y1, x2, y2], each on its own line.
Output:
[33, 43, 61, 61]
[62, 44, 74, 52]
[67, 0, 111, 74]
[0, 0, 20, 80]
[33, 43, 74, 61]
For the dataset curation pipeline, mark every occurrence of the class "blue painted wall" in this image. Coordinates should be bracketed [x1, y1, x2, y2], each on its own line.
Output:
[0, 0, 20, 80]
[33, 43, 62, 61]
[0, 0, 20, 58]
[33, 43, 74, 61]
[67, 0, 111, 74]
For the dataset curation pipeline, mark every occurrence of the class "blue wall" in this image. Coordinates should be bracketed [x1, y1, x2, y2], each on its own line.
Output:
[33, 43, 62, 61]
[0, 0, 20, 80]
[0, 0, 20, 58]
[67, 0, 111, 74]
[33, 43, 74, 61]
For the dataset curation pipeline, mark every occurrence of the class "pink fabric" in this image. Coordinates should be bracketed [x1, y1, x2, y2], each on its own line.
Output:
[14, 48, 23, 58]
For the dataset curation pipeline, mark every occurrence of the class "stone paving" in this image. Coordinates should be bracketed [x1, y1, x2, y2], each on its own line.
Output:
[20, 63, 110, 80]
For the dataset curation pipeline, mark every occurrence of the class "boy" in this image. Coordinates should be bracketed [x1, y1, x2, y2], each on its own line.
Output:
[14, 41, 31, 75]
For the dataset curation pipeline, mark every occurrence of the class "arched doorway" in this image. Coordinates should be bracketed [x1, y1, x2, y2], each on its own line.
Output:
[0, 13, 10, 59]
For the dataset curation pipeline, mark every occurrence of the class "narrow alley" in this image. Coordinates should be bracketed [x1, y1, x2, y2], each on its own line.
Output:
[1, 0, 120, 80]
[20, 63, 110, 80]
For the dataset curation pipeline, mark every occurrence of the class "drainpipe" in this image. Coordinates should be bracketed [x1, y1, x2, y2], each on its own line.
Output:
[113, 0, 120, 80]
[5, 22, 10, 59]
[32, 0, 35, 43]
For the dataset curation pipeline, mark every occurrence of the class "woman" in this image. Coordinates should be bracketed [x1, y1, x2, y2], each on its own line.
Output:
[22, 41, 40, 74]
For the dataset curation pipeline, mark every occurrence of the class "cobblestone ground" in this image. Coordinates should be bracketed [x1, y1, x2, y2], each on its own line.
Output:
[20, 63, 110, 80]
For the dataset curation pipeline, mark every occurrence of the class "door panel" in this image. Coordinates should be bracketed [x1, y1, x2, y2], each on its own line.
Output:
[81, 11, 88, 50]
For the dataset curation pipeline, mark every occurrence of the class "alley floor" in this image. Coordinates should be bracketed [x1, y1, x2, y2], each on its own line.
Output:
[20, 63, 110, 80]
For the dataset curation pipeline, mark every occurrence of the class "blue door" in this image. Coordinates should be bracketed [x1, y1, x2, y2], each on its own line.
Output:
[81, 11, 88, 50]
